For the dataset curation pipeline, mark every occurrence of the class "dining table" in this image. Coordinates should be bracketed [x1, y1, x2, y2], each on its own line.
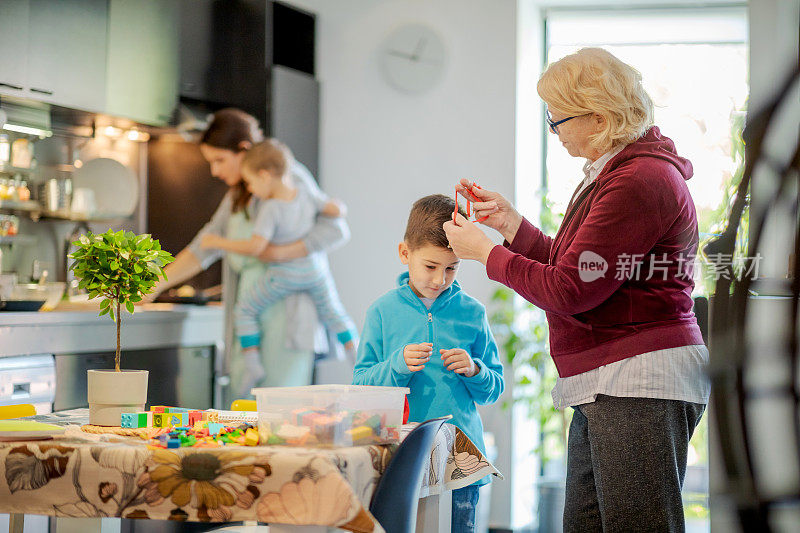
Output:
[0, 409, 502, 533]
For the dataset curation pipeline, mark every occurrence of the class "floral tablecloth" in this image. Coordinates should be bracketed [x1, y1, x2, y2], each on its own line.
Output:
[0, 410, 501, 531]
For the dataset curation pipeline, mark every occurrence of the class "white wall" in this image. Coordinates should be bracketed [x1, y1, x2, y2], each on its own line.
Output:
[288, 0, 517, 318]
[284, 0, 519, 527]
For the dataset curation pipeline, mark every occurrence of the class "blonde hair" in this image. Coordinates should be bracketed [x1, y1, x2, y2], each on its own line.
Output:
[242, 138, 294, 178]
[537, 48, 654, 153]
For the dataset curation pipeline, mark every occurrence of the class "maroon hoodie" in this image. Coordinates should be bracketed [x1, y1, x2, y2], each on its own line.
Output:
[486, 127, 704, 377]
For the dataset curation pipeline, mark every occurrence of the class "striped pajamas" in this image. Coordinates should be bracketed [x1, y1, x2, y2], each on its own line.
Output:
[235, 254, 356, 350]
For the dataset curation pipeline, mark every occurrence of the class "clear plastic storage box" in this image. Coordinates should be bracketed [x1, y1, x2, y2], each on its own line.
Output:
[252, 384, 409, 447]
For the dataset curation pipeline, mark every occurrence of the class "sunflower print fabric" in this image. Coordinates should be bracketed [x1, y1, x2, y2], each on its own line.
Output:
[0, 422, 500, 530]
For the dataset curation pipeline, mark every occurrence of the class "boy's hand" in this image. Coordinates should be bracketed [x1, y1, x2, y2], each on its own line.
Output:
[404, 343, 432, 372]
[200, 234, 221, 249]
[440, 348, 479, 377]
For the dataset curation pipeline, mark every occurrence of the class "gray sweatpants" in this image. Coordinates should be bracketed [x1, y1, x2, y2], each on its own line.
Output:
[563, 394, 706, 533]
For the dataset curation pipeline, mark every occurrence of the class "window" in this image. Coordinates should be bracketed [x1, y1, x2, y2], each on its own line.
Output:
[515, 6, 747, 531]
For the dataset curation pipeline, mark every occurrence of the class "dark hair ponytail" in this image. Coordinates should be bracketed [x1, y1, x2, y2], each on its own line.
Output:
[201, 108, 264, 213]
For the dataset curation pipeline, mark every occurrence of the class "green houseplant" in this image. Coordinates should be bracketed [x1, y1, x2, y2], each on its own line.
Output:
[69, 229, 174, 425]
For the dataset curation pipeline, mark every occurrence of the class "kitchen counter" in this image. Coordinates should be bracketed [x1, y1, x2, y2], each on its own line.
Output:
[0, 303, 225, 357]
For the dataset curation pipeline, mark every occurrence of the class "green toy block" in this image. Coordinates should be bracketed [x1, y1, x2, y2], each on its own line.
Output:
[121, 412, 150, 428]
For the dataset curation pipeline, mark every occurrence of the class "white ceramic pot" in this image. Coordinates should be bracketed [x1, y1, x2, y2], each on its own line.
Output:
[87, 369, 149, 426]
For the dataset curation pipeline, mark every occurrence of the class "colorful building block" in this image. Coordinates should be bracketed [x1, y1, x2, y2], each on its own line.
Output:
[166, 407, 189, 413]
[207, 423, 225, 436]
[166, 438, 181, 448]
[188, 410, 203, 426]
[153, 413, 169, 428]
[168, 413, 189, 426]
[244, 428, 259, 446]
[150, 405, 173, 414]
[346, 425, 373, 443]
[120, 412, 151, 428]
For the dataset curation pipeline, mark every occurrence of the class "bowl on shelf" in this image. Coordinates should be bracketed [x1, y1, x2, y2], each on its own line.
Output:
[9, 282, 66, 311]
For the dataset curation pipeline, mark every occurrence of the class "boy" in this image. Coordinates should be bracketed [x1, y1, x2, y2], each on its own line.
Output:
[202, 139, 357, 395]
[353, 194, 504, 532]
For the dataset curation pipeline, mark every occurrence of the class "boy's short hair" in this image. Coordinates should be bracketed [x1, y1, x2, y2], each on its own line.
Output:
[404, 194, 467, 250]
[242, 138, 294, 177]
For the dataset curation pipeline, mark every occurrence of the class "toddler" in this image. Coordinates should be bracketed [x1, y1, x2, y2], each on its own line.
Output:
[202, 139, 357, 394]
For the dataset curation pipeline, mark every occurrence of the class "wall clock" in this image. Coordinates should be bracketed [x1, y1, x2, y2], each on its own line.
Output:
[380, 24, 447, 94]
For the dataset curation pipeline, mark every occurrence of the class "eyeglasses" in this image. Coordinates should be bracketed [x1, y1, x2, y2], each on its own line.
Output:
[546, 110, 592, 134]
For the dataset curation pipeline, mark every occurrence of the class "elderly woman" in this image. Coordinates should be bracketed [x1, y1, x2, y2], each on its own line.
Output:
[444, 48, 709, 532]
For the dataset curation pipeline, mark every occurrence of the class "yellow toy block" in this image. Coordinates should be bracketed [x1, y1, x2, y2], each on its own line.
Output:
[153, 413, 169, 428]
[346, 425, 373, 442]
[244, 427, 259, 446]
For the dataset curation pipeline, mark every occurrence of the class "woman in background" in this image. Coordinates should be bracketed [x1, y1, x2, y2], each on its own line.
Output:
[151, 108, 350, 400]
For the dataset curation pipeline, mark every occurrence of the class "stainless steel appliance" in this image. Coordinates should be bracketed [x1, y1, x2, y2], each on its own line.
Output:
[54, 346, 215, 411]
[0, 354, 55, 414]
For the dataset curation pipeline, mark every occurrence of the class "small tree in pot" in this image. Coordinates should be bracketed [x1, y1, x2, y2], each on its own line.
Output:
[70, 229, 174, 425]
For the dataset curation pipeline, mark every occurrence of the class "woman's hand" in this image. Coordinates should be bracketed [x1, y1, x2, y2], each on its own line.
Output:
[258, 240, 309, 263]
[200, 233, 221, 250]
[443, 213, 496, 265]
[456, 179, 523, 243]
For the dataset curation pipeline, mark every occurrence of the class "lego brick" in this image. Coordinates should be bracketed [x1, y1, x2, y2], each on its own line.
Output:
[346, 425, 373, 442]
[168, 413, 189, 426]
[244, 428, 259, 446]
[153, 413, 169, 428]
[121, 412, 152, 428]
[188, 410, 203, 426]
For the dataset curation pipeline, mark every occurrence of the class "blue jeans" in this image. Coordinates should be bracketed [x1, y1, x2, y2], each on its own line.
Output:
[452, 484, 480, 533]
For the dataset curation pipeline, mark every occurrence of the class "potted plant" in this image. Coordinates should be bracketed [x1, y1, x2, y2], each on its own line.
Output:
[69, 229, 174, 425]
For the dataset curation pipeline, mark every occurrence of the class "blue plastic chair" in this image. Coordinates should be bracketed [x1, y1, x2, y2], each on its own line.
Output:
[369, 416, 449, 533]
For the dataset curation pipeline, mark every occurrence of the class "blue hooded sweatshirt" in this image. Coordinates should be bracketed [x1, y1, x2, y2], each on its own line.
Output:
[353, 272, 504, 461]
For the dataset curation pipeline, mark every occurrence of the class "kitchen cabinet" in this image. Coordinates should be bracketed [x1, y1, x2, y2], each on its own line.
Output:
[0, 0, 107, 111]
[1, 0, 178, 126]
[0, 0, 30, 96]
[27, 0, 108, 111]
[106, 0, 179, 125]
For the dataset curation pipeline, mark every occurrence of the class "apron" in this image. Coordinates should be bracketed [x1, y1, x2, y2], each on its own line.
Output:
[224, 210, 316, 402]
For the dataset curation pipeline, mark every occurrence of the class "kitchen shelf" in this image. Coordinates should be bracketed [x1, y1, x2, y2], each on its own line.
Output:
[0, 235, 36, 246]
[0, 200, 127, 223]
[0, 164, 33, 175]
[37, 209, 128, 223]
[0, 199, 40, 213]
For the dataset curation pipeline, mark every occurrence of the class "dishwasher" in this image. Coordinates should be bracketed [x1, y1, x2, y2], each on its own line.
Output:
[0, 354, 55, 533]
[0, 354, 56, 414]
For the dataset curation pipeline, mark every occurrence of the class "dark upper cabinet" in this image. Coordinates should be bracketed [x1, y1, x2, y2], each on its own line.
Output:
[178, 0, 315, 129]
[179, 0, 269, 125]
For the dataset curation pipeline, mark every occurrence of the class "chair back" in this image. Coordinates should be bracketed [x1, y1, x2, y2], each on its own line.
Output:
[0, 404, 36, 420]
[369, 416, 449, 533]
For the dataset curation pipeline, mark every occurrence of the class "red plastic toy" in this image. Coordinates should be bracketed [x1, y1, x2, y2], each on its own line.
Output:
[454, 182, 490, 224]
